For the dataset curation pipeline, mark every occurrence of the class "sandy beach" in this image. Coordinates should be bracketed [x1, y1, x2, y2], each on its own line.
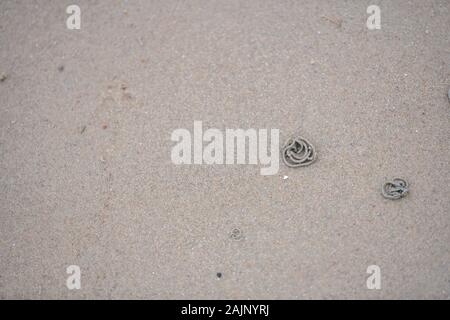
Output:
[0, 0, 449, 299]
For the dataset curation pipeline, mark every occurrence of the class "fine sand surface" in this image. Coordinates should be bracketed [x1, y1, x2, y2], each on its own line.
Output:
[0, 0, 449, 299]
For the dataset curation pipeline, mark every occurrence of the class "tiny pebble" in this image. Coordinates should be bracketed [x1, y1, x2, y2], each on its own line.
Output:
[216, 272, 222, 279]
[283, 175, 289, 180]
[0, 73, 7, 82]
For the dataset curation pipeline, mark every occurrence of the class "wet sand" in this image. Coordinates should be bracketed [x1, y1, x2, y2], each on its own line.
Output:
[0, 0, 449, 299]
